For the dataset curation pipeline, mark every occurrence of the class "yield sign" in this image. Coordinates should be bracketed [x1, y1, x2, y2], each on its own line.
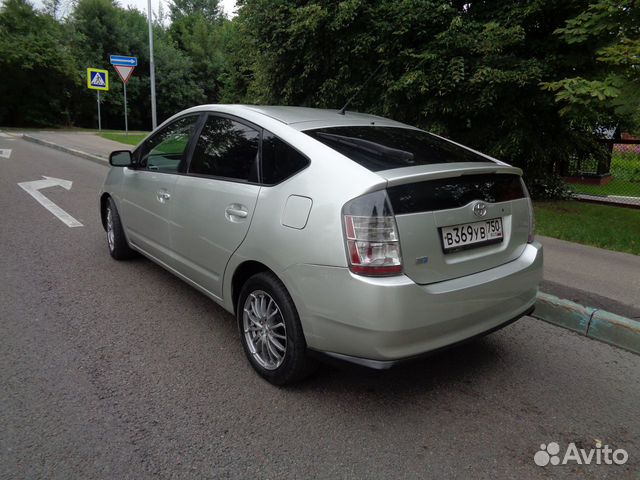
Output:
[114, 64, 135, 84]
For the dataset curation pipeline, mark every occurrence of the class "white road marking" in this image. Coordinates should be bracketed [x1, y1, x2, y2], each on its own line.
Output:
[18, 176, 84, 227]
[0, 149, 12, 158]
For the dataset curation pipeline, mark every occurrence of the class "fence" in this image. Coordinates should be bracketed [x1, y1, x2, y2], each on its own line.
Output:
[564, 138, 640, 208]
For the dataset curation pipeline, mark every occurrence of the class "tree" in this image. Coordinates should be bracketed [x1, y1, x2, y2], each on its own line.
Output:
[235, 0, 597, 181]
[541, 0, 640, 134]
[0, 0, 77, 126]
[69, 0, 205, 129]
[168, 0, 226, 103]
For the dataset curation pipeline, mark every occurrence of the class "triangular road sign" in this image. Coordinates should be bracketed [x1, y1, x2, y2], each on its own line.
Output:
[114, 65, 135, 84]
[91, 72, 106, 86]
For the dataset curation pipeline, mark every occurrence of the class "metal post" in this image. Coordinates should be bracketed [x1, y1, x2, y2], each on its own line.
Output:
[123, 82, 128, 136]
[147, 0, 157, 130]
[97, 91, 102, 132]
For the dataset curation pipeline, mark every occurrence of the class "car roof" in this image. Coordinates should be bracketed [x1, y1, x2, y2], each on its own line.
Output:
[189, 104, 414, 131]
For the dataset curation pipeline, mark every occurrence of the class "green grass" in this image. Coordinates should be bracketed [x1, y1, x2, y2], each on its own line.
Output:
[570, 151, 640, 197]
[534, 201, 640, 255]
[572, 178, 640, 197]
[99, 131, 148, 146]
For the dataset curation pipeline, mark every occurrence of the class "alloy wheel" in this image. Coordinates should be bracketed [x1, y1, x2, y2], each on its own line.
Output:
[242, 290, 287, 370]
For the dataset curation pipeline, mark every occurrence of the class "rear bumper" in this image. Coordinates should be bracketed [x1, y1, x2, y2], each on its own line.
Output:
[283, 242, 543, 362]
[310, 305, 534, 369]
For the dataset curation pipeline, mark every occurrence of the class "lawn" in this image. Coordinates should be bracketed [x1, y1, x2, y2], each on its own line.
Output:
[573, 178, 640, 197]
[570, 151, 640, 198]
[534, 201, 640, 255]
[100, 131, 148, 146]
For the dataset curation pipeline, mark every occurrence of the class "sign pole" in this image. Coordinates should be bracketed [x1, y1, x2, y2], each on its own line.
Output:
[97, 91, 102, 132]
[87, 67, 108, 129]
[147, 0, 157, 130]
[110, 56, 137, 136]
[123, 82, 128, 136]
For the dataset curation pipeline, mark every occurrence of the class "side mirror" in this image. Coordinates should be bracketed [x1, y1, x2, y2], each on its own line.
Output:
[109, 150, 133, 167]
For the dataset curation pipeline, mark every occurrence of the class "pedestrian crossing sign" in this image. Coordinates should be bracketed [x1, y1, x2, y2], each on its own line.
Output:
[87, 68, 109, 91]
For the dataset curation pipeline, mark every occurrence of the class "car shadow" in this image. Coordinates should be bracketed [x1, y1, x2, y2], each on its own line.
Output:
[122, 253, 512, 401]
[302, 335, 506, 394]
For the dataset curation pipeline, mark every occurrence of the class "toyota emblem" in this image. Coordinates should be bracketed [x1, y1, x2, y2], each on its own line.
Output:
[472, 201, 488, 218]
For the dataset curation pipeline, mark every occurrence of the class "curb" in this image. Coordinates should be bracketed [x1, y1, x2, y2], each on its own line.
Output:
[22, 134, 108, 166]
[534, 292, 640, 355]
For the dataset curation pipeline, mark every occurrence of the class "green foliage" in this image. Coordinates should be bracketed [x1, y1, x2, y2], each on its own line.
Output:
[235, 0, 604, 181]
[528, 175, 573, 201]
[541, 0, 640, 132]
[69, 0, 205, 129]
[168, 0, 226, 102]
[0, 0, 77, 126]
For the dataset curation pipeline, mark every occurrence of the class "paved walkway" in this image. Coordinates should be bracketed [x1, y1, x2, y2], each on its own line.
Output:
[19, 131, 132, 159]
[539, 235, 640, 318]
[575, 193, 640, 207]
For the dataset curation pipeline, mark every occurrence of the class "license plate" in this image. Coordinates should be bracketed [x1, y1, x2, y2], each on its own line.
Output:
[440, 218, 503, 253]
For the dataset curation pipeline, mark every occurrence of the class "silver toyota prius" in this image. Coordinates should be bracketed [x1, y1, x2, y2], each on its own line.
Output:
[100, 105, 543, 385]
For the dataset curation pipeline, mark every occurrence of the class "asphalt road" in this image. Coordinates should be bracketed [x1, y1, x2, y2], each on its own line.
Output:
[1, 137, 639, 480]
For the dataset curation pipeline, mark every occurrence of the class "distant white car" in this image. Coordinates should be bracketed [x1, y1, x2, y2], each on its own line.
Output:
[100, 105, 543, 385]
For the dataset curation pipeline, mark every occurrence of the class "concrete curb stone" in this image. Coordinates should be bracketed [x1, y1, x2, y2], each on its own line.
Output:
[534, 292, 640, 355]
[22, 134, 108, 166]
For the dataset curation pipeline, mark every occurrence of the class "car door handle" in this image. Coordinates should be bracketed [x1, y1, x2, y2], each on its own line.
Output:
[225, 206, 248, 219]
[156, 190, 171, 203]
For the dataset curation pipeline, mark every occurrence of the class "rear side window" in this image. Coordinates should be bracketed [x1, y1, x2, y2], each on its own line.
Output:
[304, 126, 490, 171]
[387, 174, 525, 214]
[261, 131, 309, 184]
[189, 116, 260, 181]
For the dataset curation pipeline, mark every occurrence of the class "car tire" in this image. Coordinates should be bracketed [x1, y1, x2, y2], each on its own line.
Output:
[105, 197, 136, 260]
[237, 272, 317, 385]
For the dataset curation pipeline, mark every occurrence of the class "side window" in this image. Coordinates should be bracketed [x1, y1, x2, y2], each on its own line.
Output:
[139, 115, 199, 173]
[189, 116, 260, 181]
[261, 131, 309, 184]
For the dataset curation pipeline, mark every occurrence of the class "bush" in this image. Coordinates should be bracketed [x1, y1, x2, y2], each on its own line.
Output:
[527, 175, 573, 201]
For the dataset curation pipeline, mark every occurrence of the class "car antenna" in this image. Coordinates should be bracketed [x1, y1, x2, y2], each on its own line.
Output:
[338, 63, 383, 115]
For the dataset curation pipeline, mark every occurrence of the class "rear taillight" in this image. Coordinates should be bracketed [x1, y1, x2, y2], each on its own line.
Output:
[521, 178, 535, 243]
[342, 190, 402, 276]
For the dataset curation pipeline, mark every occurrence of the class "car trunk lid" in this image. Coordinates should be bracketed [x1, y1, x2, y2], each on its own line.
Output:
[379, 164, 530, 284]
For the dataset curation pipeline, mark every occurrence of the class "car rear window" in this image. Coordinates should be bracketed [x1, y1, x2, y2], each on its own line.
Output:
[387, 174, 525, 214]
[303, 126, 490, 171]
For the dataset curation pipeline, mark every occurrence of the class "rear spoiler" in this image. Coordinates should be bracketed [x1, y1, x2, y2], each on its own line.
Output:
[377, 162, 523, 188]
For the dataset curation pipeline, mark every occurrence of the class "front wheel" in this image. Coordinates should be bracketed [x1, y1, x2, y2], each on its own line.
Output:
[105, 197, 136, 260]
[237, 272, 316, 385]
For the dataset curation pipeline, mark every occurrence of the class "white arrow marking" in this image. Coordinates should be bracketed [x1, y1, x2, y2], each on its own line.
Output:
[0, 149, 11, 158]
[18, 176, 83, 227]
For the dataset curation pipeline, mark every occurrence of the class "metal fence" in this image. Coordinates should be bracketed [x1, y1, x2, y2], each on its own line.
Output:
[565, 139, 640, 207]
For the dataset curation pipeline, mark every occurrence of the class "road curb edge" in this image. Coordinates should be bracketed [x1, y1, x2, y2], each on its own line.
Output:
[22, 134, 108, 166]
[534, 292, 640, 355]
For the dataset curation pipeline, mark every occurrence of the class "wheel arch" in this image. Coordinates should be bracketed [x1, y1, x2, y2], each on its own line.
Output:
[100, 192, 111, 231]
[230, 260, 274, 315]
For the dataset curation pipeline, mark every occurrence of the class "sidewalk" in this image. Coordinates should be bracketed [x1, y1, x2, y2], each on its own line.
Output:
[539, 235, 640, 319]
[20, 131, 131, 162]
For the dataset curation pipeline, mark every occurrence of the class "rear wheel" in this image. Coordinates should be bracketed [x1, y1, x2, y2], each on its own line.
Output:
[237, 272, 316, 385]
[105, 197, 136, 260]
